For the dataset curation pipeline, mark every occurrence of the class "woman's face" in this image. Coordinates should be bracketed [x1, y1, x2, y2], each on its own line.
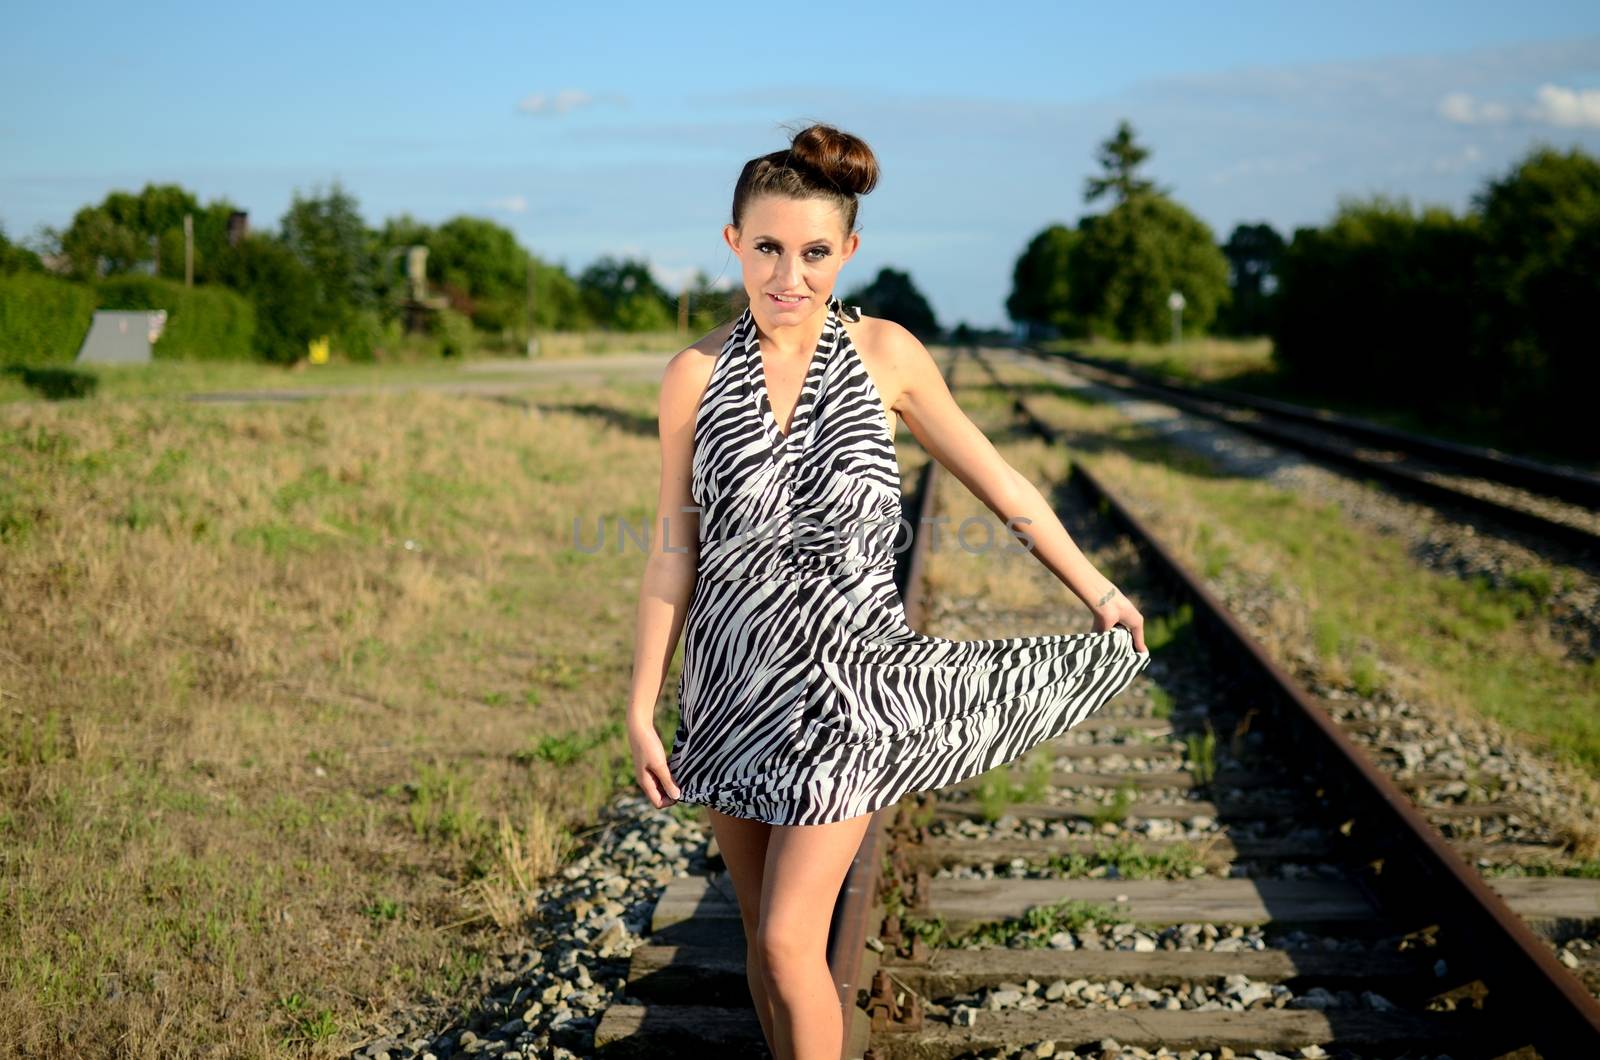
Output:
[724, 194, 859, 326]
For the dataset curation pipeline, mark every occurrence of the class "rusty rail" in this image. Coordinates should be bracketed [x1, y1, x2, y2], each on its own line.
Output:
[971, 345, 1600, 1055]
[824, 345, 964, 1058]
[1039, 344, 1600, 510]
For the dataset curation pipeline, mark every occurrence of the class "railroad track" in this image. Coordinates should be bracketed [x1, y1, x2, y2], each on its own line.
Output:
[1011, 346, 1600, 558]
[595, 345, 1600, 1058]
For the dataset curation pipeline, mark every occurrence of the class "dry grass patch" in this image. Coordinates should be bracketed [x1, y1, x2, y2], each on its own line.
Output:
[0, 383, 668, 1056]
[1015, 383, 1600, 797]
[1039, 335, 1276, 386]
[919, 360, 1125, 638]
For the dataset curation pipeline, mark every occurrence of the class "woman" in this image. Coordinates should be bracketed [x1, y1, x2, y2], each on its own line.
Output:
[625, 122, 1151, 1059]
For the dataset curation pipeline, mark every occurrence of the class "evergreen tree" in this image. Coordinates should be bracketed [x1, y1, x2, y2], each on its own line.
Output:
[1083, 120, 1163, 206]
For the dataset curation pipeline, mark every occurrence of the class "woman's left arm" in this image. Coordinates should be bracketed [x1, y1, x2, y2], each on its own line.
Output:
[884, 323, 1141, 638]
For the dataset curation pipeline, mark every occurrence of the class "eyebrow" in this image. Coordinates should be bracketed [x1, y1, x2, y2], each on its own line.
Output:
[752, 235, 834, 246]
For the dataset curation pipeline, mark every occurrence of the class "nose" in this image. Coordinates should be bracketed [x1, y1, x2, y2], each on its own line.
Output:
[779, 252, 804, 289]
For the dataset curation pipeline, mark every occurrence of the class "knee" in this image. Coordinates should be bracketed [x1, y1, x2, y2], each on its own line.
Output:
[744, 939, 763, 980]
[755, 919, 818, 984]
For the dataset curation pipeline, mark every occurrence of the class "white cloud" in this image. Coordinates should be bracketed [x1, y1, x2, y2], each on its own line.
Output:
[1438, 92, 1512, 124]
[515, 89, 624, 115]
[1530, 83, 1600, 129]
[1440, 83, 1600, 129]
[488, 194, 528, 213]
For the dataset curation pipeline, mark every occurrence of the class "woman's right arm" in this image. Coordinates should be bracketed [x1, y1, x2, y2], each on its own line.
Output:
[624, 344, 715, 736]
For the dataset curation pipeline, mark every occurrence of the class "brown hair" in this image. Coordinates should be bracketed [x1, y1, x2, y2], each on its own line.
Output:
[730, 122, 880, 237]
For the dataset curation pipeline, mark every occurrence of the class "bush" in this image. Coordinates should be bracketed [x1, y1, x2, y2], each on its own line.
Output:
[4, 365, 99, 400]
[332, 308, 385, 362]
[95, 275, 257, 361]
[431, 307, 480, 358]
[0, 272, 97, 367]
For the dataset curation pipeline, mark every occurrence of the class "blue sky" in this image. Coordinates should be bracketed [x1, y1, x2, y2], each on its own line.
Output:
[5, 1, 1600, 327]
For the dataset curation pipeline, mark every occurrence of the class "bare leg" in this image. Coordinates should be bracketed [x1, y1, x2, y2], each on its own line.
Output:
[706, 808, 778, 1055]
[759, 810, 875, 1060]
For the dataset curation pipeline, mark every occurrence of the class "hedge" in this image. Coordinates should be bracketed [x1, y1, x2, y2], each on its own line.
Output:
[0, 272, 96, 367]
[0, 273, 259, 367]
[95, 275, 256, 361]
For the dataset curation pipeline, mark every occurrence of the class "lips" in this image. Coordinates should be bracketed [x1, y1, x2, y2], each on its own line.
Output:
[768, 293, 806, 305]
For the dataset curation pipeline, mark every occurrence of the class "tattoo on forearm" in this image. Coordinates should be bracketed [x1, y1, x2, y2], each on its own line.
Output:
[1096, 586, 1119, 607]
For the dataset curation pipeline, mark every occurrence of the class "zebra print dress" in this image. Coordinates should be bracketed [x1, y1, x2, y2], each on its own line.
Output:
[664, 294, 1151, 826]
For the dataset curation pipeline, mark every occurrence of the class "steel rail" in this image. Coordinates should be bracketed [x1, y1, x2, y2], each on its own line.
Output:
[825, 344, 964, 1058]
[1038, 345, 1600, 510]
[1014, 346, 1600, 557]
[969, 346, 1600, 1056]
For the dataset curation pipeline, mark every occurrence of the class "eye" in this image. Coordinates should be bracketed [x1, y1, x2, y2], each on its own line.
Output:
[754, 241, 831, 259]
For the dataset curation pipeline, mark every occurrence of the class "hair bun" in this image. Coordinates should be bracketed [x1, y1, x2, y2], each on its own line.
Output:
[788, 123, 880, 197]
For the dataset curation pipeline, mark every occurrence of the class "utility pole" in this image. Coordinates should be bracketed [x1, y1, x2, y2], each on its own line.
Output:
[183, 213, 194, 288]
[525, 254, 538, 357]
[678, 285, 689, 334]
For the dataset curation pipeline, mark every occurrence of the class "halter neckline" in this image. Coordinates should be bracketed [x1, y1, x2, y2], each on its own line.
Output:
[734, 293, 856, 452]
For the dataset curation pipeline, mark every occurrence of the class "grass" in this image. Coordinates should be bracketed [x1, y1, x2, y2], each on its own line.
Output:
[1040, 335, 1276, 389]
[1019, 375, 1600, 780]
[1478, 858, 1600, 879]
[1147, 685, 1175, 720]
[932, 897, 1132, 949]
[1089, 782, 1138, 829]
[917, 361, 1146, 642]
[0, 376, 674, 1055]
[515, 719, 625, 768]
[1044, 836, 1208, 880]
[973, 749, 1054, 822]
[1144, 602, 1199, 657]
[1035, 334, 1600, 473]
[1184, 723, 1218, 788]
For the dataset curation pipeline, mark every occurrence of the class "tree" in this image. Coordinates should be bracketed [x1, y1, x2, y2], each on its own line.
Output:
[213, 233, 324, 364]
[0, 223, 43, 274]
[57, 186, 199, 279]
[1084, 120, 1163, 206]
[841, 266, 939, 339]
[1005, 224, 1079, 338]
[1009, 123, 1222, 342]
[280, 180, 378, 324]
[1218, 222, 1285, 336]
[420, 216, 531, 332]
[682, 270, 740, 334]
[1067, 194, 1229, 342]
[578, 256, 673, 331]
[1270, 196, 1482, 409]
[529, 256, 590, 331]
[1473, 145, 1600, 420]
[51, 183, 242, 284]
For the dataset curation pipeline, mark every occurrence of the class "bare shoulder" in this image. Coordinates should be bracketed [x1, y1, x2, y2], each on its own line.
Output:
[659, 319, 737, 423]
[844, 314, 935, 407]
